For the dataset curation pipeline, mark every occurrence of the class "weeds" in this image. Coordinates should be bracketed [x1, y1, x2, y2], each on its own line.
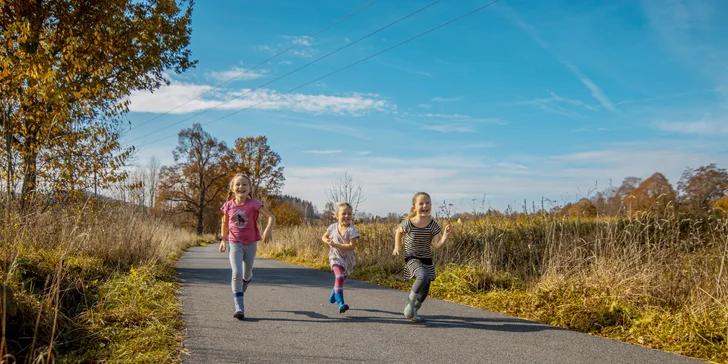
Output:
[258, 212, 728, 363]
[1, 202, 209, 363]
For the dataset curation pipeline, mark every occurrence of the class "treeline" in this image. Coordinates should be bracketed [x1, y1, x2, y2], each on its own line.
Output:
[147, 123, 322, 235]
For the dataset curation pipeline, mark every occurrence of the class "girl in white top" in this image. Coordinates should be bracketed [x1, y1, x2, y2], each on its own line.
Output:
[321, 202, 360, 313]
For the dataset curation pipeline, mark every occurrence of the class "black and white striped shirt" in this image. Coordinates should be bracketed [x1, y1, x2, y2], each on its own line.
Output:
[402, 219, 442, 259]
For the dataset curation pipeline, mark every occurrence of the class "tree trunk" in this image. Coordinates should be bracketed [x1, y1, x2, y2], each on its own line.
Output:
[197, 187, 205, 236]
[19, 129, 38, 211]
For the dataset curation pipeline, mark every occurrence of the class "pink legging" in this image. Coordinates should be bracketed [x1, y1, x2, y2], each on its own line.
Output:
[332, 265, 347, 293]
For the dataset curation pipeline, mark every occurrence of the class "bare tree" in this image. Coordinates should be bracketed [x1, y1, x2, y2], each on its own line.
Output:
[326, 172, 365, 216]
[147, 156, 161, 208]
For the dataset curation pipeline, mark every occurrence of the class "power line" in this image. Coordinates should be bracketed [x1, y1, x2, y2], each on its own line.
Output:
[128, 0, 443, 144]
[137, 0, 504, 149]
[131, 0, 379, 131]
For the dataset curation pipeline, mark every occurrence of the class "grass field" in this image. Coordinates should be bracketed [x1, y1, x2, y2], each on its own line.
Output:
[1, 202, 214, 363]
[258, 213, 728, 363]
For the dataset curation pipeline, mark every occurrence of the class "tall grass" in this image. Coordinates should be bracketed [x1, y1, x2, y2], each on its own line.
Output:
[1, 200, 205, 363]
[259, 212, 728, 363]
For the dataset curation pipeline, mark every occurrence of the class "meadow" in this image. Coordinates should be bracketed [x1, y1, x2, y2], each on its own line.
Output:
[258, 211, 728, 363]
[1, 202, 214, 363]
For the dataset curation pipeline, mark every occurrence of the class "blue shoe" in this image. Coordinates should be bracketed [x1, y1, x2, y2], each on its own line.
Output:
[328, 288, 336, 304]
[338, 303, 349, 313]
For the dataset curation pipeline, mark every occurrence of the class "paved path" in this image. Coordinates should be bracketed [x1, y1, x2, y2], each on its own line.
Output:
[176, 244, 704, 363]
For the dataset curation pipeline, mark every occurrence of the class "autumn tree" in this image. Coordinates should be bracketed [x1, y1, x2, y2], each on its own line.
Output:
[677, 164, 728, 214]
[626, 172, 677, 214]
[269, 200, 304, 227]
[602, 177, 642, 215]
[322, 201, 336, 224]
[564, 198, 597, 218]
[326, 172, 365, 216]
[0, 0, 195, 210]
[157, 124, 230, 235]
[231, 136, 285, 202]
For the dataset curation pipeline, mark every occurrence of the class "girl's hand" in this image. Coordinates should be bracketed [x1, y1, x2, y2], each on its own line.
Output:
[219, 240, 226, 253]
[323, 237, 334, 246]
[444, 224, 452, 236]
[392, 248, 400, 256]
[262, 230, 273, 243]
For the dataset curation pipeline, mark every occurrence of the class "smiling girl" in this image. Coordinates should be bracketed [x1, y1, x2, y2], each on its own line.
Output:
[321, 202, 360, 313]
[219, 173, 276, 320]
[392, 192, 451, 323]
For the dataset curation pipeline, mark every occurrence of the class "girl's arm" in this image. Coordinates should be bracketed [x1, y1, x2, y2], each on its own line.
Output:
[322, 231, 332, 244]
[219, 215, 229, 253]
[330, 236, 358, 251]
[431, 224, 452, 249]
[392, 225, 403, 256]
[258, 206, 276, 243]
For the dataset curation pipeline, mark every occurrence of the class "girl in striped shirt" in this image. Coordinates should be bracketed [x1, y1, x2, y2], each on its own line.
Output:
[393, 191, 451, 322]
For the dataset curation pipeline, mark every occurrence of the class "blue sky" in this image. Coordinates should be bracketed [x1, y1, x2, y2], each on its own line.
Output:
[123, 0, 728, 216]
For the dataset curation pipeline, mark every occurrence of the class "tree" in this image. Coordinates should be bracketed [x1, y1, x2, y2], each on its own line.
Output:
[157, 124, 230, 235]
[604, 177, 642, 215]
[147, 156, 161, 209]
[568, 198, 597, 218]
[1, 0, 195, 209]
[677, 164, 728, 214]
[326, 172, 364, 216]
[269, 200, 304, 227]
[231, 136, 285, 201]
[627, 172, 677, 214]
[322, 201, 336, 224]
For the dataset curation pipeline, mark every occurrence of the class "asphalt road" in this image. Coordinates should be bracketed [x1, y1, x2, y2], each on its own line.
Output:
[176, 244, 705, 364]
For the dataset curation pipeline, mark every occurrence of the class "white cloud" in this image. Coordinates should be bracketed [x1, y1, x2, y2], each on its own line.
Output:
[302, 150, 342, 154]
[127, 79, 393, 116]
[206, 66, 267, 82]
[418, 104, 432, 109]
[356, 151, 371, 156]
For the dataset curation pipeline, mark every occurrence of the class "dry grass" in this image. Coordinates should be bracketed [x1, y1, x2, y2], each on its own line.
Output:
[1, 201, 210, 363]
[258, 213, 728, 363]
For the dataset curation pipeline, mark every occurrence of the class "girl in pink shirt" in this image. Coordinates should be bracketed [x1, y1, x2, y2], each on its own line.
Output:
[219, 173, 276, 320]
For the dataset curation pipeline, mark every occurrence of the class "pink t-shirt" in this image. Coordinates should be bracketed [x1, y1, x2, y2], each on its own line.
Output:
[221, 198, 264, 244]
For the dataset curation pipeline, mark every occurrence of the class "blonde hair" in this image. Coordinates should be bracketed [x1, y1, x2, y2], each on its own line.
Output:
[408, 191, 431, 219]
[227, 173, 252, 200]
[335, 201, 353, 218]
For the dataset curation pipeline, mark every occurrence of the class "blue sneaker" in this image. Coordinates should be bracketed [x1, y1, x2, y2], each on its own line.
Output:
[328, 288, 336, 304]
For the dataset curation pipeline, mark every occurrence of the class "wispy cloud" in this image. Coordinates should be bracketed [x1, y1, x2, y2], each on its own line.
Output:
[418, 104, 432, 109]
[356, 151, 371, 156]
[206, 66, 267, 82]
[652, 118, 728, 135]
[432, 96, 463, 103]
[512, 91, 600, 119]
[128, 79, 393, 116]
[396, 113, 505, 134]
[498, 5, 616, 112]
[302, 150, 342, 154]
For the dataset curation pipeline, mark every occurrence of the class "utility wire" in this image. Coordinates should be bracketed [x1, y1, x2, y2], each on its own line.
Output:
[131, 0, 379, 131]
[128, 0, 443, 144]
[137, 0, 504, 148]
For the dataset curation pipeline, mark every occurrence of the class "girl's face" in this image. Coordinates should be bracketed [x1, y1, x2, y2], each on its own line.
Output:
[413, 194, 432, 217]
[337, 206, 353, 226]
[233, 176, 250, 198]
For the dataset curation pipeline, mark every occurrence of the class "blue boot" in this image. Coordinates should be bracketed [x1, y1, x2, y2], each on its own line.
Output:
[328, 287, 336, 304]
[334, 292, 349, 313]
